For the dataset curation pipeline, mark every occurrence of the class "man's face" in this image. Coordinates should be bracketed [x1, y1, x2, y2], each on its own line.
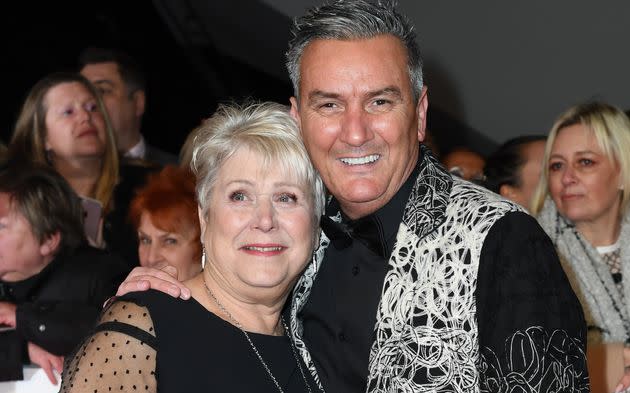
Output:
[80, 62, 144, 152]
[291, 35, 427, 219]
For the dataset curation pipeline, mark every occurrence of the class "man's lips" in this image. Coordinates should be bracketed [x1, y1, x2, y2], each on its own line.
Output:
[338, 154, 380, 166]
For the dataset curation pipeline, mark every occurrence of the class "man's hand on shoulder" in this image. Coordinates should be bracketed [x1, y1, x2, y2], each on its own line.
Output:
[115, 265, 191, 299]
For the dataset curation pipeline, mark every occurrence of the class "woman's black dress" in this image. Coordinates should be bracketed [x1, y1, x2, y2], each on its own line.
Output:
[59, 289, 317, 393]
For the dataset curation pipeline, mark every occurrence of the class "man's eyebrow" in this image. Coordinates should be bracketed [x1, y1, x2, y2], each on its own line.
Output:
[366, 86, 403, 99]
[307, 90, 340, 102]
[307, 87, 403, 102]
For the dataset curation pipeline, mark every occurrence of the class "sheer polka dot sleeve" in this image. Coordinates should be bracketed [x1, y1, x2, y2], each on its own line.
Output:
[59, 300, 158, 393]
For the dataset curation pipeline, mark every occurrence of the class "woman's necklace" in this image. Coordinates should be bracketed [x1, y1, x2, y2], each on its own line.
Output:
[203, 279, 315, 393]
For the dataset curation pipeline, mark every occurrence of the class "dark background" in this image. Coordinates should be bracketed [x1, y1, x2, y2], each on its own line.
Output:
[2, 1, 479, 157]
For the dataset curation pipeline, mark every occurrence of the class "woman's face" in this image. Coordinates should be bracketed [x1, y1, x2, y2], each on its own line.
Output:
[201, 147, 316, 300]
[137, 212, 200, 281]
[548, 123, 622, 226]
[44, 82, 107, 162]
[0, 193, 51, 281]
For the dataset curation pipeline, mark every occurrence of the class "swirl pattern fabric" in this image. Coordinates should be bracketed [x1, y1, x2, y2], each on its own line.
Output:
[289, 146, 589, 392]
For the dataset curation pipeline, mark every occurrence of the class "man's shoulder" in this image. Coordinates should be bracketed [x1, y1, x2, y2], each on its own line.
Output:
[58, 246, 130, 278]
[448, 177, 524, 215]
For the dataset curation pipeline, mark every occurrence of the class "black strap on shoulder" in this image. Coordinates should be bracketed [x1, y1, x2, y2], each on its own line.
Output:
[94, 321, 158, 350]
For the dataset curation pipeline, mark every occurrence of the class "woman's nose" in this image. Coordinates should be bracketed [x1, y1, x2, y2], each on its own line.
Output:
[561, 166, 577, 185]
[253, 199, 277, 232]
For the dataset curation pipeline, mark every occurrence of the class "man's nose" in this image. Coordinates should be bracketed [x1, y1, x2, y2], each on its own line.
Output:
[340, 106, 373, 146]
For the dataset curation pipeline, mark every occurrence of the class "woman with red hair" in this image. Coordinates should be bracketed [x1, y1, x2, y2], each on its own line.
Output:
[129, 165, 202, 281]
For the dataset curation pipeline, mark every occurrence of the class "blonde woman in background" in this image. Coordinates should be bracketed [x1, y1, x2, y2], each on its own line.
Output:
[531, 101, 630, 392]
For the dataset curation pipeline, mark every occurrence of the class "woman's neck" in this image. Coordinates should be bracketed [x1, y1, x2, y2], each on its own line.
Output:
[188, 272, 288, 336]
[53, 157, 102, 198]
[575, 211, 622, 247]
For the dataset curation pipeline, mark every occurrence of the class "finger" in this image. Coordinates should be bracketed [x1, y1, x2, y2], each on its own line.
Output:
[117, 275, 190, 299]
[42, 360, 57, 385]
[615, 372, 630, 393]
[52, 355, 64, 376]
[161, 265, 179, 278]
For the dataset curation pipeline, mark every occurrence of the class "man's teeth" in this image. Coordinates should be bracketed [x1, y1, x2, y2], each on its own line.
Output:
[245, 246, 283, 252]
[340, 154, 380, 165]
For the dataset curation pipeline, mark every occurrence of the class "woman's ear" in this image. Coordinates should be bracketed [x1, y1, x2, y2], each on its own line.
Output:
[40, 231, 61, 258]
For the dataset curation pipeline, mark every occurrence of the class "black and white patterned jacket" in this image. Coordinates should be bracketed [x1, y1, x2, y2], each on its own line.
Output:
[289, 147, 589, 393]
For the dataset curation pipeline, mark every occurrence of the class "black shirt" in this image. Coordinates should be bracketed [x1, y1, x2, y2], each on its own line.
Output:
[300, 164, 419, 393]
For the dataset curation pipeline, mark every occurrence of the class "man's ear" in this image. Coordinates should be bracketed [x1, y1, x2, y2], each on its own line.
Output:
[416, 86, 428, 143]
[133, 90, 146, 118]
[499, 184, 516, 199]
[289, 97, 301, 129]
[40, 231, 61, 258]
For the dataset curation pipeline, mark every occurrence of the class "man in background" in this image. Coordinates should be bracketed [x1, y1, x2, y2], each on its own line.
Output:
[79, 47, 177, 165]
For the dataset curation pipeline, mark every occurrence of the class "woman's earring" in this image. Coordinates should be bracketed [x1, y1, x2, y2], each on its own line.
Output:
[201, 245, 206, 268]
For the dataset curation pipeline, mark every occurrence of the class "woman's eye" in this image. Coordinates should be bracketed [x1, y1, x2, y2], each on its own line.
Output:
[139, 236, 151, 245]
[62, 108, 74, 116]
[578, 158, 594, 166]
[549, 162, 562, 171]
[164, 237, 178, 245]
[86, 102, 99, 112]
[230, 191, 247, 202]
[277, 193, 297, 203]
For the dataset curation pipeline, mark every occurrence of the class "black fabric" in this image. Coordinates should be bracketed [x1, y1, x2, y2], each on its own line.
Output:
[0, 331, 23, 381]
[300, 163, 418, 393]
[103, 162, 157, 270]
[122, 290, 317, 392]
[144, 143, 178, 166]
[476, 211, 588, 390]
[93, 321, 158, 350]
[0, 246, 127, 380]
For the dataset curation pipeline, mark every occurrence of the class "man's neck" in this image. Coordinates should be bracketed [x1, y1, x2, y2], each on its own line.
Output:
[119, 130, 142, 155]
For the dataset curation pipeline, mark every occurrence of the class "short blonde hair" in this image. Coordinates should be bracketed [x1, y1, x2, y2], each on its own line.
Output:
[9, 72, 119, 212]
[531, 101, 630, 215]
[191, 101, 325, 225]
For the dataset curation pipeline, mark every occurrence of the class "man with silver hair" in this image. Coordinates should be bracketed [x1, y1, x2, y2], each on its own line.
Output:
[284, 1, 588, 392]
[119, 1, 589, 391]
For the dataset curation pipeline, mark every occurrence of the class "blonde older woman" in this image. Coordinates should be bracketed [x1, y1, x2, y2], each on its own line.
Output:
[531, 101, 630, 392]
[59, 102, 326, 392]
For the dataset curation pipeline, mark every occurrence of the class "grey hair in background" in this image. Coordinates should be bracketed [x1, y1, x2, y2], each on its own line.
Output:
[190, 101, 326, 225]
[286, 0, 423, 101]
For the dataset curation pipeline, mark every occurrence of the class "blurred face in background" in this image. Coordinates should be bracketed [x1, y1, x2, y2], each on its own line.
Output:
[44, 82, 107, 163]
[547, 123, 621, 228]
[81, 62, 144, 152]
[0, 193, 55, 282]
[503, 140, 546, 211]
[137, 212, 201, 281]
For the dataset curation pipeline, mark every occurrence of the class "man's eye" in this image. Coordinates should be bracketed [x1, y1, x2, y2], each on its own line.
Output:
[374, 99, 390, 106]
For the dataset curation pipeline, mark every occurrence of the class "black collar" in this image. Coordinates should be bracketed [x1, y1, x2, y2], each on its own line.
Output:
[321, 158, 421, 258]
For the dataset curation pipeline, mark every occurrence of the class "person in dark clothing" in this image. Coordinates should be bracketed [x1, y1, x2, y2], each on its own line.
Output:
[0, 165, 127, 385]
